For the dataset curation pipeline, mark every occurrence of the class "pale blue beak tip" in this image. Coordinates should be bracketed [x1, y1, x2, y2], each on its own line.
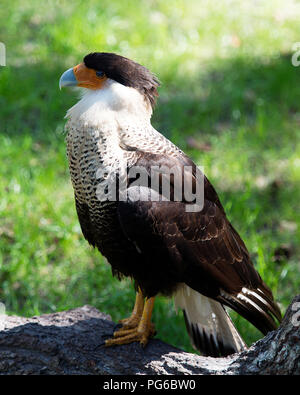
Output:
[59, 67, 77, 90]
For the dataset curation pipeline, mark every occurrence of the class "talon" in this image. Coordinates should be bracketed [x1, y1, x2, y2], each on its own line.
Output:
[101, 334, 113, 340]
[94, 341, 106, 350]
[113, 323, 122, 331]
[104, 295, 156, 347]
[104, 323, 156, 347]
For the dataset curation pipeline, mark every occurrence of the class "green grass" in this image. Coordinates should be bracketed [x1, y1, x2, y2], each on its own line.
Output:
[0, 0, 299, 353]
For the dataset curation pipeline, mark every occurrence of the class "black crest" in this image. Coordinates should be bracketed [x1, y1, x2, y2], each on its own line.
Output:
[83, 52, 160, 108]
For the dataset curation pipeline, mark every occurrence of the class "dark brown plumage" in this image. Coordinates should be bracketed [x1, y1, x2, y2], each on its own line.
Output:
[118, 150, 281, 330]
[61, 52, 281, 357]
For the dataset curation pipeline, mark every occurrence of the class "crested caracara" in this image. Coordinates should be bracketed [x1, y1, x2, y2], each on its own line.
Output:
[59, 52, 281, 357]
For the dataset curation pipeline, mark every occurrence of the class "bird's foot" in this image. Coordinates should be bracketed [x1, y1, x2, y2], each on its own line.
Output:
[105, 322, 156, 347]
[112, 287, 145, 333]
[105, 296, 156, 348]
[118, 314, 141, 329]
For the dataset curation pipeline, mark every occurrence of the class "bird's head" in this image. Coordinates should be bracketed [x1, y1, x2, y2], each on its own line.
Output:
[59, 52, 160, 110]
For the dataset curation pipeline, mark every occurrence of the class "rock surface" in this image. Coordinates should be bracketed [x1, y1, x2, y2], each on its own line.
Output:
[0, 295, 299, 375]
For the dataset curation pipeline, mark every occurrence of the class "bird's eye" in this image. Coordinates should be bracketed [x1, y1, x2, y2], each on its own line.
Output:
[96, 70, 105, 78]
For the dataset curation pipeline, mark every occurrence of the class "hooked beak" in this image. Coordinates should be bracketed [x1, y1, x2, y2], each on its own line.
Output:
[59, 67, 77, 90]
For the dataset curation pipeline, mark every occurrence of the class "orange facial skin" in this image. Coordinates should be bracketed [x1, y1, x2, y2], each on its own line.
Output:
[73, 62, 107, 89]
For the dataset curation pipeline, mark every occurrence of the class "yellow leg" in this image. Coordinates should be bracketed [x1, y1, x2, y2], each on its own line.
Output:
[118, 288, 144, 329]
[137, 297, 156, 346]
[105, 296, 156, 347]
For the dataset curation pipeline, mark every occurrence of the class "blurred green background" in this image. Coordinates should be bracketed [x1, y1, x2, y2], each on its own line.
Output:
[0, 0, 299, 353]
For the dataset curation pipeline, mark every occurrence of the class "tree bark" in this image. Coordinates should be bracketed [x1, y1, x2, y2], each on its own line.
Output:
[0, 295, 299, 375]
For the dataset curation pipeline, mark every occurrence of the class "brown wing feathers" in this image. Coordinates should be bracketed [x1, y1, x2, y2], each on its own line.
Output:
[171, 200, 282, 333]
[117, 147, 281, 337]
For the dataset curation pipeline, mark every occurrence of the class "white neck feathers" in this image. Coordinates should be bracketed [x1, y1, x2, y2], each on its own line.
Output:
[65, 79, 152, 130]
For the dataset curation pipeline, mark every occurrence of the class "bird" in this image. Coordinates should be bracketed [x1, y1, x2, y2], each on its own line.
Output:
[59, 52, 281, 357]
